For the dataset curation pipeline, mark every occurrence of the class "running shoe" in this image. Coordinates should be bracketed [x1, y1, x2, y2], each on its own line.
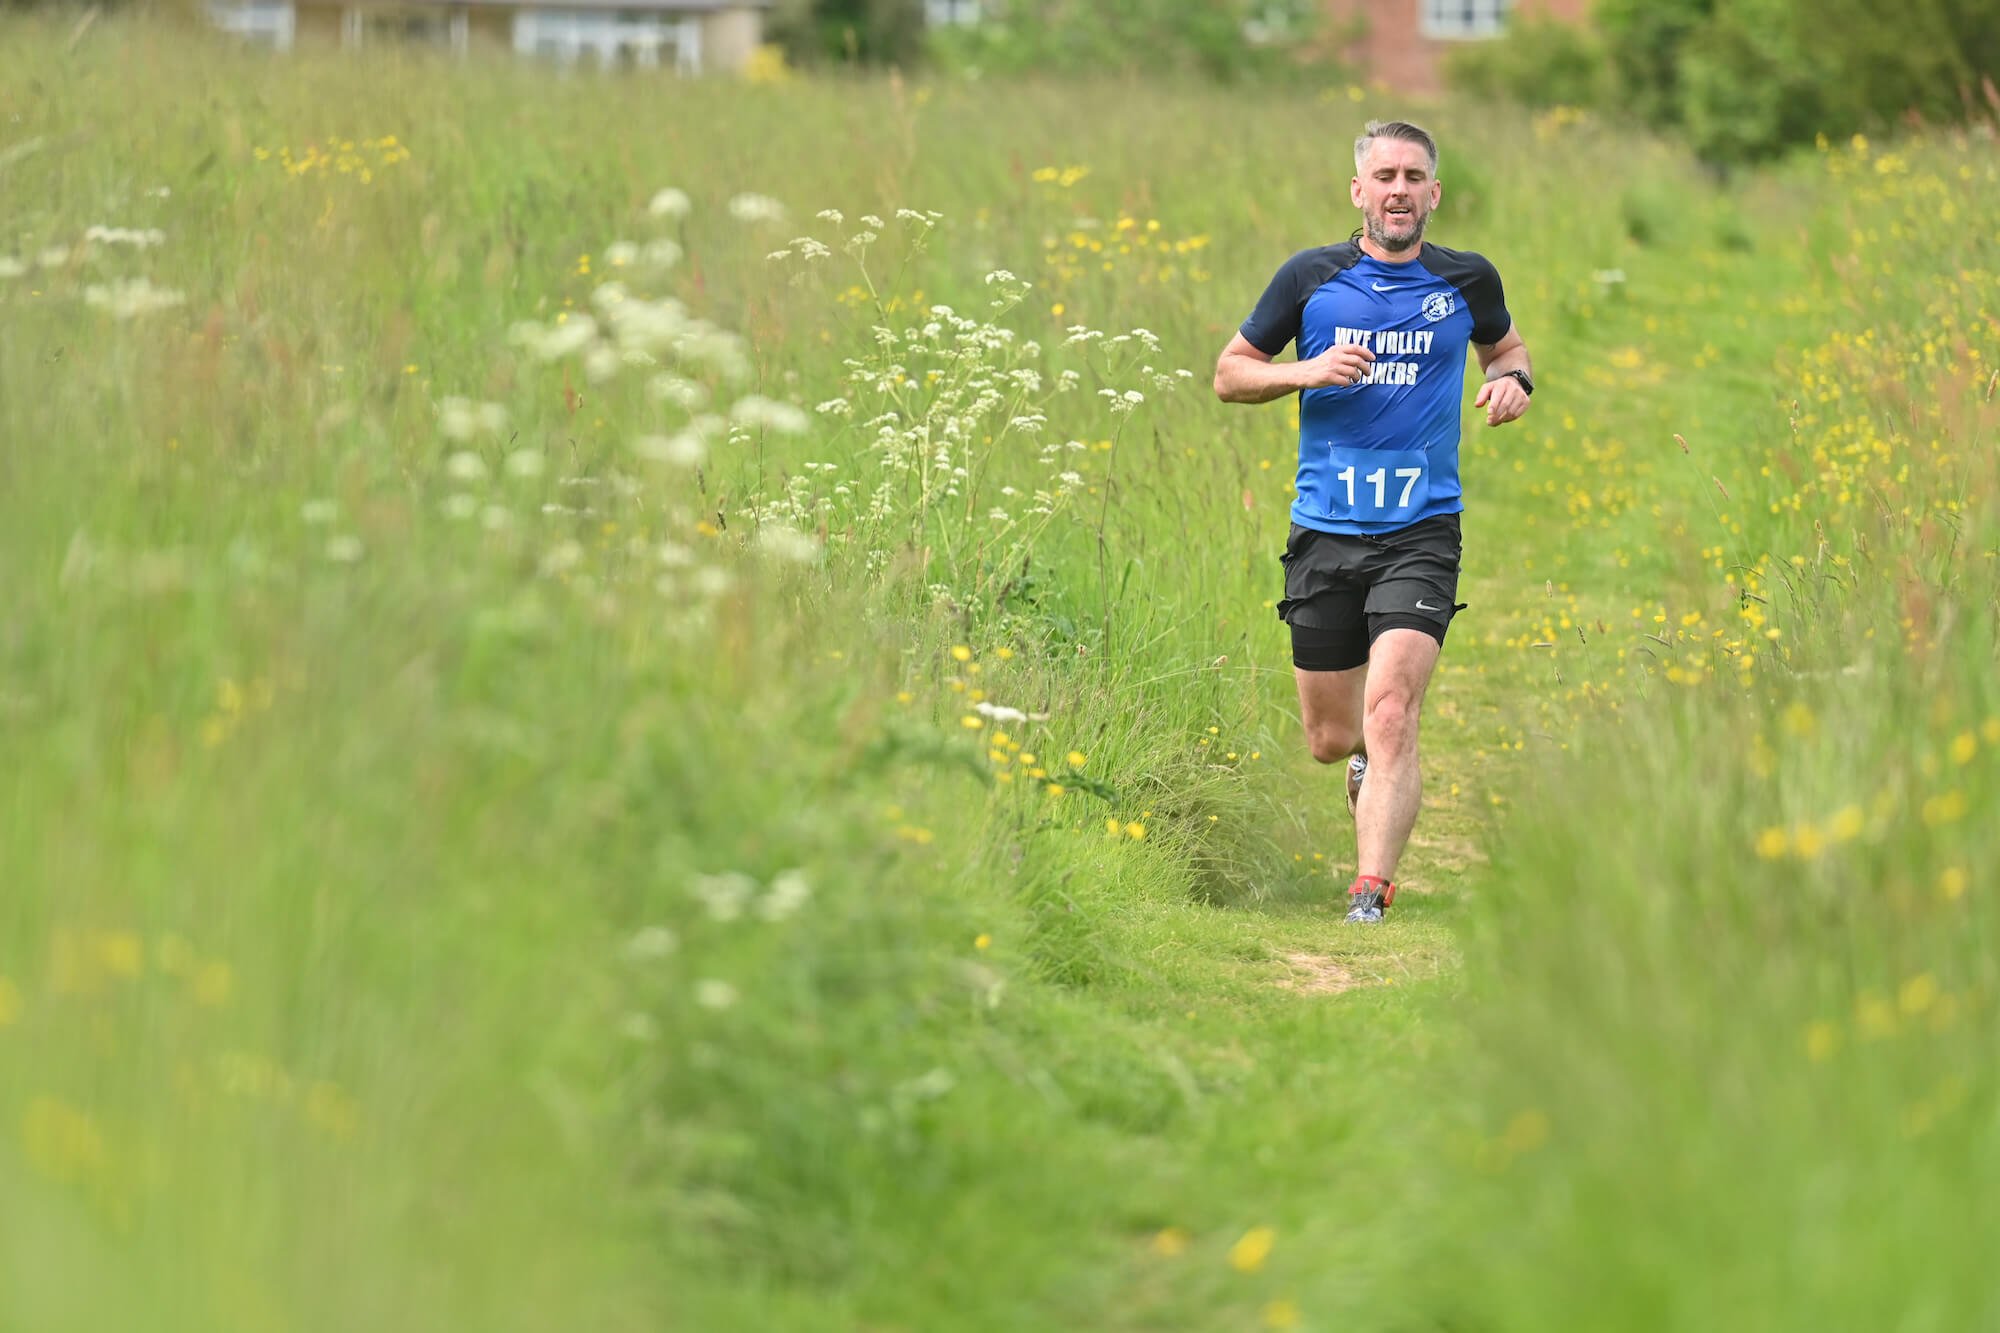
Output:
[1344, 876, 1395, 924]
[1345, 754, 1368, 818]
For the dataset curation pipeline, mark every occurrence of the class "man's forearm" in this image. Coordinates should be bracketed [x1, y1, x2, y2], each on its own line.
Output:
[1481, 345, 1532, 381]
[1214, 353, 1309, 405]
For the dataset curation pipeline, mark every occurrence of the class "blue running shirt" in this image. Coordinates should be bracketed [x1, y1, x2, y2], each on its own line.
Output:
[1239, 241, 1512, 535]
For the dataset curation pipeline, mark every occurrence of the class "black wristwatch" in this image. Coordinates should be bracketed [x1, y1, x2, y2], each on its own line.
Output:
[1498, 368, 1534, 396]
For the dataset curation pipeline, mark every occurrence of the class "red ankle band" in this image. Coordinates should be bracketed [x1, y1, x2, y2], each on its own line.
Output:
[1349, 874, 1395, 905]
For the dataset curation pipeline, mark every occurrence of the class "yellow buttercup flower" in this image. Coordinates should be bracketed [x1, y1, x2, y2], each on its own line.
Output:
[1227, 1226, 1276, 1273]
[1262, 1299, 1302, 1329]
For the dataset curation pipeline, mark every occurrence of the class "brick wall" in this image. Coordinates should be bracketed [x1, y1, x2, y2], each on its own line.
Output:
[1320, 0, 1591, 95]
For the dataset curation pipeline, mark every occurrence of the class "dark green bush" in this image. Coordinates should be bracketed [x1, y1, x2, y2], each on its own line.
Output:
[1456, 0, 2000, 164]
[767, 0, 928, 67]
[927, 0, 1328, 82]
[1443, 17, 1612, 110]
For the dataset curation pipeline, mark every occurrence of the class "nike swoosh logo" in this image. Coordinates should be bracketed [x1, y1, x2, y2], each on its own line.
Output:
[1415, 600, 1441, 611]
[1372, 281, 1407, 292]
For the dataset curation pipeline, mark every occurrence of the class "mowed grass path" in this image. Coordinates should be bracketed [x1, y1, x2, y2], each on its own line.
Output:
[5, 24, 1994, 1332]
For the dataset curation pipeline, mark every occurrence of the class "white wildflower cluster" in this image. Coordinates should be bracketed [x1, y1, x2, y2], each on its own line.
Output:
[767, 236, 833, 264]
[767, 207, 941, 276]
[284, 502, 370, 567]
[83, 277, 186, 320]
[653, 541, 733, 608]
[4, 223, 191, 319]
[604, 238, 685, 271]
[632, 428, 712, 468]
[690, 868, 813, 922]
[82, 225, 167, 248]
[743, 207, 1195, 600]
[727, 192, 787, 225]
[731, 395, 810, 435]
[506, 290, 738, 387]
[439, 396, 508, 441]
[973, 699, 1051, 723]
[10, 223, 170, 273]
[647, 187, 692, 220]
[754, 524, 822, 565]
[380, 187, 798, 641]
[623, 925, 679, 962]
[615, 863, 814, 1037]
[434, 435, 547, 534]
[647, 373, 710, 410]
[694, 979, 738, 1010]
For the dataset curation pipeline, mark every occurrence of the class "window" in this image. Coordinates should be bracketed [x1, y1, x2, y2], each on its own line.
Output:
[208, 0, 295, 49]
[924, 0, 981, 26]
[344, 7, 464, 51]
[514, 9, 701, 71]
[1419, 0, 1510, 39]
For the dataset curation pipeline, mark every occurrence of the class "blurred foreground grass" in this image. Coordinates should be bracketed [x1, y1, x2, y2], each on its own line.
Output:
[2, 20, 1997, 1331]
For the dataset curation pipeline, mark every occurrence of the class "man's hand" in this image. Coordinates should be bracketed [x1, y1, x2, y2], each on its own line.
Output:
[1473, 375, 1530, 427]
[1301, 343, 1376, 389]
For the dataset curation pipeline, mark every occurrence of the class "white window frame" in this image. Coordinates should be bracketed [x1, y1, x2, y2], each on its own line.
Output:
[209, 0, 296, 49]
[341, 6, 468, 51]
[513, 10, 700, 71]
[924, 0, 981, 25]
[1419, 0, 1510, 40]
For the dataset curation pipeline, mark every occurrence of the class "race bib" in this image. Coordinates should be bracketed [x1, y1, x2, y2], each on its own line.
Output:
[1321, 447, 1429, 524]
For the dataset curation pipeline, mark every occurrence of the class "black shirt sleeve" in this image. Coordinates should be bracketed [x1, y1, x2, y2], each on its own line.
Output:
[1238, 250, 1314, 356]
[1421, 243, 1513, 346]
[1238, 244, 1359, 357]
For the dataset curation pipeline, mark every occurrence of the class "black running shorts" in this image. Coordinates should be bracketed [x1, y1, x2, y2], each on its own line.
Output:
[1277, 512, 1466, 672]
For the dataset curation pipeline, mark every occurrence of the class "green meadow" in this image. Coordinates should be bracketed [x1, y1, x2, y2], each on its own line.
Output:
[3, 21, 1996, 1331]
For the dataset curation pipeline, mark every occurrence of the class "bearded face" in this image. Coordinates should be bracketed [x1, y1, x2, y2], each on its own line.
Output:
[1352, 139, 1442, 255]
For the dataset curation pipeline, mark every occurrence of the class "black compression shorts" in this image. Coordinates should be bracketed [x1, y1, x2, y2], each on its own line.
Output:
[1276, 513, 1466, 672]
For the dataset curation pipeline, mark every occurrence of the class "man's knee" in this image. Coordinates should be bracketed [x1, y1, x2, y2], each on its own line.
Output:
[1305, 721, 1363, 765]
[1364, 690, 1422, 748]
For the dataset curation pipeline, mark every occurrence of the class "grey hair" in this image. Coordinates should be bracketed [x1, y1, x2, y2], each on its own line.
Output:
[1353, 120, 1439, 175]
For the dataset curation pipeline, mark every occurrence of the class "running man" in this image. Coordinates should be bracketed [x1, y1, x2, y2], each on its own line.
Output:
[1213, 119, 1534, 923]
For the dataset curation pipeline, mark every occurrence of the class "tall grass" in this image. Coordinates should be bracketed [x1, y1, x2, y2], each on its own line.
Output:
[2, 20, 1995, 1330]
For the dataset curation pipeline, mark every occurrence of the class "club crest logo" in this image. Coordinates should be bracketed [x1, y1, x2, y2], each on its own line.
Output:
[1422, 291, 1455, 323]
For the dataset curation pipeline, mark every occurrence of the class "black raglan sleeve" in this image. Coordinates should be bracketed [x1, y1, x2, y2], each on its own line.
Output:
[1238, 249, 1320, 357]
[1464, 254, 1512, 346]
[1423, 244, 1513, 346]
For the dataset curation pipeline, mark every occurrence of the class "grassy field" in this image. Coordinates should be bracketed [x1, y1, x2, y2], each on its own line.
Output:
[3, 20, 1997, 1331]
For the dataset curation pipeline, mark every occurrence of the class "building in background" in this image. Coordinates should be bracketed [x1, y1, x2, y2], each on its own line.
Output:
[922, 0, 981, 26]
[205, 0, 768, 72]
[1321, 0, 1591, 94]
